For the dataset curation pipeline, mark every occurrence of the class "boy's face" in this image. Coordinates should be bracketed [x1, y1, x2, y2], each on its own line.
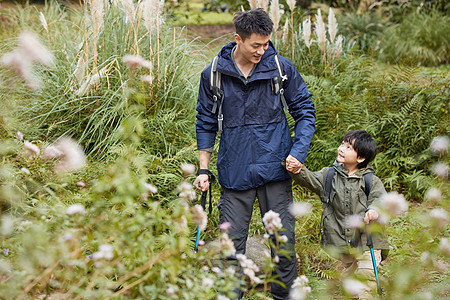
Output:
[234, 33, 271, 65]
[337, 140, 365, 169]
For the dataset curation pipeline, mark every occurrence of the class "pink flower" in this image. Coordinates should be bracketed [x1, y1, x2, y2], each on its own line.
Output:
[16, 131, 23, 141]
[44, 137, 85, 173]
[122, 54, 152, 70]
[77, 181, 86, 187]
[219, 222, 231, 231]
[24, 141, 40, 157]
[262, 210, 283, 234]
[191, 205, 207, 231]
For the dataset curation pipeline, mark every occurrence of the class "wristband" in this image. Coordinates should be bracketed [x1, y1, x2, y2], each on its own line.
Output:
[197, 169, 215, 183]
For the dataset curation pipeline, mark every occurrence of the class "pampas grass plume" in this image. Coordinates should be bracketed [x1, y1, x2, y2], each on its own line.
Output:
[121, 0, 135, 23]
[282, 18, 289, 44]
[302, 17, 312, 48]
[18, 31, 55, 67]
[287, 0, 295, 12]
[269, 0, 280, 32]
[314, 8, 326, 52]
[91, 0, 105, 38]
[328, 7, 338, 44]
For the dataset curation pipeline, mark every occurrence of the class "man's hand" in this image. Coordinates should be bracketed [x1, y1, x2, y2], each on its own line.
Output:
[194, 174, 210, 192]
[364, 209, 379, 224]
[285, 155, 303, 174]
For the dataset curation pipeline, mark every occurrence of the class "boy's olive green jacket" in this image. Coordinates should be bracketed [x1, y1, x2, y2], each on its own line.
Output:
[287, 161, 389, 254]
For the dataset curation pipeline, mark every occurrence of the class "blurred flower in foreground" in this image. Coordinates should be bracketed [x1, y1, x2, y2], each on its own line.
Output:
[77, 181, 86, 187]
[219, 222, 231, 231]
[191, 205, 207, 231]
[429, 208, 449, 228]
[430, 136, 449, 154]
[140, 75, 154, 83]
[66, 203, 87, 215]
[20, 167, 30, 175]
[43, 137, 86, 173]
[178, 182, 195, 202]
[24, 141, 40, 158]
[342, 278, 368, 298]
[289, 275, 311, 300]
[202, 277, 214, 288]
[181, 163, 196, 176]
[289, 202, 313, 217]
[2, 249, 9, 256]
[376, 191, 408, 223]
[144, 183, 157, 194]
[425, 188, 442, 203]
[236, 254, 260, 285]
[93, 244, 114, 260]
[439, 238, 450, 256]
[432, 162, 448, 179]
[220, 232, 236, 256]
[0, 31, 54, 90]
[263, 210, 283, 234]
[16, 131, 23, 141]
[122, 54, 152, 70]
[345, 214, 364, 229]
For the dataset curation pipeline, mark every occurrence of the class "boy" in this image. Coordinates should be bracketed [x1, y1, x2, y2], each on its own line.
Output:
[286, 130, 389, 297]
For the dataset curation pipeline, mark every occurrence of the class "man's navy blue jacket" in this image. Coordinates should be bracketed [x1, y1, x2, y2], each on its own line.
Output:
[196, 41, 316, 191]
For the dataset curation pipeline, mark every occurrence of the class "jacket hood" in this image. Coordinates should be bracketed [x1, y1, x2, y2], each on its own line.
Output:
[332, 160, 375, 177]
[216, 41, 279, 77]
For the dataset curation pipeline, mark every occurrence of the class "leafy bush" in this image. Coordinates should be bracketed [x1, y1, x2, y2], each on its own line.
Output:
[378, 11, 450, 66]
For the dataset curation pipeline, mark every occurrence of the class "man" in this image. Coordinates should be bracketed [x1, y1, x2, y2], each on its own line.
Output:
[194, 8, 315, 299]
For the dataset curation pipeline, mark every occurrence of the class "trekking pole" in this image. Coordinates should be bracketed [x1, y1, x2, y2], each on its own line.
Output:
[366, 229, 383, 295]
[193, 171, 215, 253]
[194, 190, 207, 253]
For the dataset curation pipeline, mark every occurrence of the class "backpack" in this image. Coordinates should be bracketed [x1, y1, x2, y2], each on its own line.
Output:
[321, 167, 374, 247]
[323, 167, 373, 209]
[209, 54, 289, 133]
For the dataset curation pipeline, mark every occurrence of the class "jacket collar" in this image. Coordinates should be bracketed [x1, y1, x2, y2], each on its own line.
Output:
[333, 160, 375, 178]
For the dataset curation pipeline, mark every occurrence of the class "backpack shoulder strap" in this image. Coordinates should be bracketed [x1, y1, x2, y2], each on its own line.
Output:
[323, 167, 335, 208]
[209, 56, 224, 133]
[273, 54, 289, 111]
[363, 172, 373, 199]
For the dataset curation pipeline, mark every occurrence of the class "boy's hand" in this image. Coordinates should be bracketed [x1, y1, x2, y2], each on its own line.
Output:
[285, 155, 303, 174]
[364, 209, 379, 224]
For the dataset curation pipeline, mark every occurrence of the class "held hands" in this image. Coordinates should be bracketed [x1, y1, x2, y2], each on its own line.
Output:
[364, 209, 379, 224]
[285, 155, 303, 174]
[194, 174, 210, 192]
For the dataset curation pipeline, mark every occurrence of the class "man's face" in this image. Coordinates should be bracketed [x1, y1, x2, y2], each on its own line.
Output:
[235, 33, 271, 65]
[337, 140, 365, 169]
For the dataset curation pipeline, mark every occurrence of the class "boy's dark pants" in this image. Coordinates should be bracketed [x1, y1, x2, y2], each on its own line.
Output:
[218, 179, 298, 300]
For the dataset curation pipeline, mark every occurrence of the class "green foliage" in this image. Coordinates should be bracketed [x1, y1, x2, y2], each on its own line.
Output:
[337, 12, 387, 53]
[378, 11, 450, 66]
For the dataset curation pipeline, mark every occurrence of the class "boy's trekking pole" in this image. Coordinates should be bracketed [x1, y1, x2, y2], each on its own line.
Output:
[193, 170, 215, 253]
[366, 230, 383, 295]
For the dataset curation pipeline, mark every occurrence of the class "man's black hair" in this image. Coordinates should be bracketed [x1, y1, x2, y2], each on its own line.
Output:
[343, 130, 377, 169]
[233, 8, 273, 40]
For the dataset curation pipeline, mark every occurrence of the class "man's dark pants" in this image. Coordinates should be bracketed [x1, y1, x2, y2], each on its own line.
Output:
[218, 179, 298, 300]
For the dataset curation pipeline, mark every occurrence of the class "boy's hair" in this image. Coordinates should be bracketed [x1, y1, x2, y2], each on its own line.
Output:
[343, 130, 377, 169]
[233, 8, 273, 41]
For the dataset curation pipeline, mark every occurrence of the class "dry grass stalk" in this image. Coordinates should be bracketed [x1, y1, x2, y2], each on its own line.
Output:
[39, 12, 48, 32]
[248, 0, 258, 9]
[335, 34, 343, 58]
[314, 8, 326, 52]
[282, 18, 289, 45]
[328, 7, 338, 44]
[75, 66, 107, 96]
[74, 53, 87, 83]
[286, 0, 295, 59]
